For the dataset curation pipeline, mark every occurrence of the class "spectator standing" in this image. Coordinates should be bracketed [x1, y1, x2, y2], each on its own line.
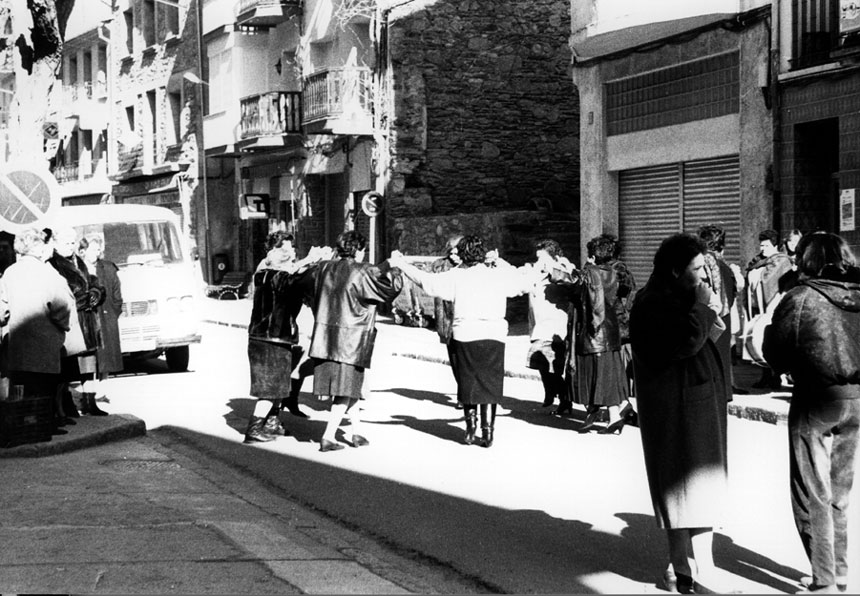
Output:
[243, 232, 328, 443]
[782, 228, 803, 267]
[698, 224, 744, 397]
[0, 231, 15, 275]
[524, 239, 575, 409]
[630, 233, 730, 594]
[47, 226, 107, 418]
[604, 233, 639, 424]
[745, 229, 793, 389]
[303, 231, 403, 452]
[391, 235, 533, 448]
[0, 228, 74, 408]
[80, 234, 123, 402]
[763, 232, 860, 594]
[574, 235, 632, 434]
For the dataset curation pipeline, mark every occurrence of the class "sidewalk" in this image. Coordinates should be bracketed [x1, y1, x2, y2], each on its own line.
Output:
[198, 297, 791, 426]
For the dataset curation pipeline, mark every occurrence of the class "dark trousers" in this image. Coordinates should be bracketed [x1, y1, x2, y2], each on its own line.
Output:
[789, 398, 860, 587]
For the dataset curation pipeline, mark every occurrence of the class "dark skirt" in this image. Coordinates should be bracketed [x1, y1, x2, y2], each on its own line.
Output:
[451, 339, 504, 405]
[248, 339, 294, 400]
[312, 359, 364, 400]
[572, 350, 629, 407]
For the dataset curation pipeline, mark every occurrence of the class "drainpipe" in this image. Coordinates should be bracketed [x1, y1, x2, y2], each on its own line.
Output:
[194, 0, 212, 283]
[98, 21, 113, 194]
[770, 0, 782, 232]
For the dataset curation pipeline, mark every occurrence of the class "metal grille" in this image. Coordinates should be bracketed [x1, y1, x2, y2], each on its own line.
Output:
[122, 300, 154, 317]
[619, 164, 681, 286]
[791, 0, 839, 70]
[606, 52, 739, 136]
[682, 156, 742, 268]
[619, 155, 741, 285]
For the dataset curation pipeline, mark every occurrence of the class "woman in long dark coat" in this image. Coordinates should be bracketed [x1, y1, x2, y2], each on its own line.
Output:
[47, 226, 107, 418]
[629, 233, 730, 593]
[81, 235, 123, 396]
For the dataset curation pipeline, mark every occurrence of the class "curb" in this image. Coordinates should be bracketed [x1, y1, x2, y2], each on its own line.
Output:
[0, 414, 147, 458]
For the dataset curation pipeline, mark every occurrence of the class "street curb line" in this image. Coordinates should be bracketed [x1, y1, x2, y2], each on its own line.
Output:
[0, 414, 147, 458]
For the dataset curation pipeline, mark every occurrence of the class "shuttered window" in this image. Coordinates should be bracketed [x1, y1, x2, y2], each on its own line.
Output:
[619, 155, 740, 285]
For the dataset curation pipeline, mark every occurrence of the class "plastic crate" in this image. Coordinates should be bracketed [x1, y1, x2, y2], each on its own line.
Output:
[0, 396, 53, 448]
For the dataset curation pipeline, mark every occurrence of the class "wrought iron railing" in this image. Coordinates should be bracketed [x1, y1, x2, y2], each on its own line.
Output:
[790, 0, 840, 69]
[302, 67, 373, 124]
[239, 91, 302, 139]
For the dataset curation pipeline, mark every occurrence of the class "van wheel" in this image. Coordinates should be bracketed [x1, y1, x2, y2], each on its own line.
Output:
[166, 346, 190, 372]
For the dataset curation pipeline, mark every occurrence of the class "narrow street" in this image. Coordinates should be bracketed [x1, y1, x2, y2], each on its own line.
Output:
[82, 317, 855, 594]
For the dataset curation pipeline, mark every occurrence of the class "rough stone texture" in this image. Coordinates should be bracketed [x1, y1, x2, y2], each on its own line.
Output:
[384, 0, 580, 263]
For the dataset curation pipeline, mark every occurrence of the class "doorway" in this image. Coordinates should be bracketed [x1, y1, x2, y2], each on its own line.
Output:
[794, 118, 839, 232]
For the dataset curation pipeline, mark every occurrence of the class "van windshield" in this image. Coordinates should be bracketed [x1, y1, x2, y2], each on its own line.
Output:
[77, 221, 183, 267]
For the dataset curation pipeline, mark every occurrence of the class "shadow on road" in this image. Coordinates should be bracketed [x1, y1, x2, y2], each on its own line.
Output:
[156, 426, 804, 594]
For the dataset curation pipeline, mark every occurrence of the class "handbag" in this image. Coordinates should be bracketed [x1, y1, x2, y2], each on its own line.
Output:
[62, 306, 88, 357]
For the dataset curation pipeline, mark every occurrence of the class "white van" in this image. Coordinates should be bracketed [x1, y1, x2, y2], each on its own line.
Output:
[51, 204, 203, 372]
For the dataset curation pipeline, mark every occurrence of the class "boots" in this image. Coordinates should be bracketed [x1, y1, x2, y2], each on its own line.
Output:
[464, 406, 478, 445]
[262, 414, 288, 437]
[243, 416, 277, 443]
[479, 404, 496, 448]
[62, 389, 80, 418]
[83, 392, 108, 416]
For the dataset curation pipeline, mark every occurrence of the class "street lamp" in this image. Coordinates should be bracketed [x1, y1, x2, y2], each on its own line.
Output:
[183, 70, 213, 283]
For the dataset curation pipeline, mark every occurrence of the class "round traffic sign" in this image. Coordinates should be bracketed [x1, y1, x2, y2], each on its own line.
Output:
[361, 191, 383, 217]
[0, 163, 62, 233]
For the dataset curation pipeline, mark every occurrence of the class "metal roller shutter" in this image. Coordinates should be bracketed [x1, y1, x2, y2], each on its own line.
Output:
[618, 155, 741, 286]
[682, 155, 741, 268]
[619, 163, 680, 286]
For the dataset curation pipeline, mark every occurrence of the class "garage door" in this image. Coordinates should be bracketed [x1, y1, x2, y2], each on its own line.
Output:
[619, 155, 740, 286]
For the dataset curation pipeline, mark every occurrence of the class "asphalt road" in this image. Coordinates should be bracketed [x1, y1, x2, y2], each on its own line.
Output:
[94, 320, 859, 594]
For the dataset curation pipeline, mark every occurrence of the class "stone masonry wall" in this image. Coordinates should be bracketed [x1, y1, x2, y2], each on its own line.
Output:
[384, 0, 580, 266]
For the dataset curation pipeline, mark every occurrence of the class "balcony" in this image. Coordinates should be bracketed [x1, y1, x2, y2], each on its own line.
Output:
[239, 91, 302, 141]
[235, 0, 301, 28]
[789, 0, 839, 70]
[302, 67, 373, 126]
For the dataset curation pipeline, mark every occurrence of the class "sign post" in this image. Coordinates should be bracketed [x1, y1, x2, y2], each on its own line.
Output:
[361, 191, 383, 263]
[0, 163, 62, 233]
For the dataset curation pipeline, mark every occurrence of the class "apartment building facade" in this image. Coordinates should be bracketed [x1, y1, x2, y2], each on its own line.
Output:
[571, 0, 773, 283]
[774, 0, 860, 254]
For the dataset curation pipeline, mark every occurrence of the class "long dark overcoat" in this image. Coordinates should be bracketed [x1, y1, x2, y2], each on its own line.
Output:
[95, 259, 123, 373]
[630, 279, 729, 529]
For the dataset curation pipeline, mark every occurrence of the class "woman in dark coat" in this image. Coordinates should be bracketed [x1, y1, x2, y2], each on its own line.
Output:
[630, 233, 730, 593]
[302, 231, 403, 452]
[763, 232, 860, 594]
[574, 235, 633, 434]
[81, 234, 123, 396]
[47, 226, 107, 418]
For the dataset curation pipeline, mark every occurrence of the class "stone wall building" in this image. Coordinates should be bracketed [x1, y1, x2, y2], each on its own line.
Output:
[382, 0, 580, 265]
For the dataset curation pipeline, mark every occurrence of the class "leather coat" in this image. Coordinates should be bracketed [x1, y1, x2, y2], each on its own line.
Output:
[248, 267, 303, 345]
[305, 258, 403, 368]
[576, 262, 622, 355]
[763, 267, 860, 400]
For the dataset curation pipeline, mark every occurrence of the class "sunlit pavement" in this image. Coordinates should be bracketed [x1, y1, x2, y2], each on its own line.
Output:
[97, 311, 860, 594]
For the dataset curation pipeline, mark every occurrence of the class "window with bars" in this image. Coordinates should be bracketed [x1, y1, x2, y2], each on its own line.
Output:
[791, 0, 840, 69]
[605, 52, 739, 136]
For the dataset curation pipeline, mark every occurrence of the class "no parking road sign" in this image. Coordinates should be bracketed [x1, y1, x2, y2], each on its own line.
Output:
[0, 163, 61, 233]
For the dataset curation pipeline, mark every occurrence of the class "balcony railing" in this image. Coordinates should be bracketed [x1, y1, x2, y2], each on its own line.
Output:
[790, 0, 839, 69]
[63, 81, 108, 102]
[53, 164, 79, 183]
[235, 0, 301, 27]
[239, 91, 302, 139]
[302, 67, 373, 124]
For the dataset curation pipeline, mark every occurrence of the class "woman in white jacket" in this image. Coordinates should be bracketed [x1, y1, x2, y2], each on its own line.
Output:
[391, 235, 535, 447]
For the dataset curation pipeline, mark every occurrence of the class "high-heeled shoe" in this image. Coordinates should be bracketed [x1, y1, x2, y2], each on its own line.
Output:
[578, 409, 600, 432]
[598, 419, 625, 435]
[620, 402, 638, 426]
[319, 438, 345, 452]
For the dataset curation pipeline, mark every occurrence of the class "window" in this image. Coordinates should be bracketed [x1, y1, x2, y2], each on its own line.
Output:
[207, 50, 231, 115]
[168, 90, 182, 145]
[142, 0, 156, 47]
[147, 90, 157, 162]
[124, 9, 134, 54]
[165, 2, 180, 38]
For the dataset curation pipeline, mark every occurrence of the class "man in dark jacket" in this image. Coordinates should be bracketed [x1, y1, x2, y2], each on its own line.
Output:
[302, 230, 402, 452]
[763, 232, 860, 594]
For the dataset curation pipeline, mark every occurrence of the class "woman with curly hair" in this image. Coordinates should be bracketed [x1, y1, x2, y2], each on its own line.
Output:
[390, 235, 535, 447]
[573, 234, 632, 434]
